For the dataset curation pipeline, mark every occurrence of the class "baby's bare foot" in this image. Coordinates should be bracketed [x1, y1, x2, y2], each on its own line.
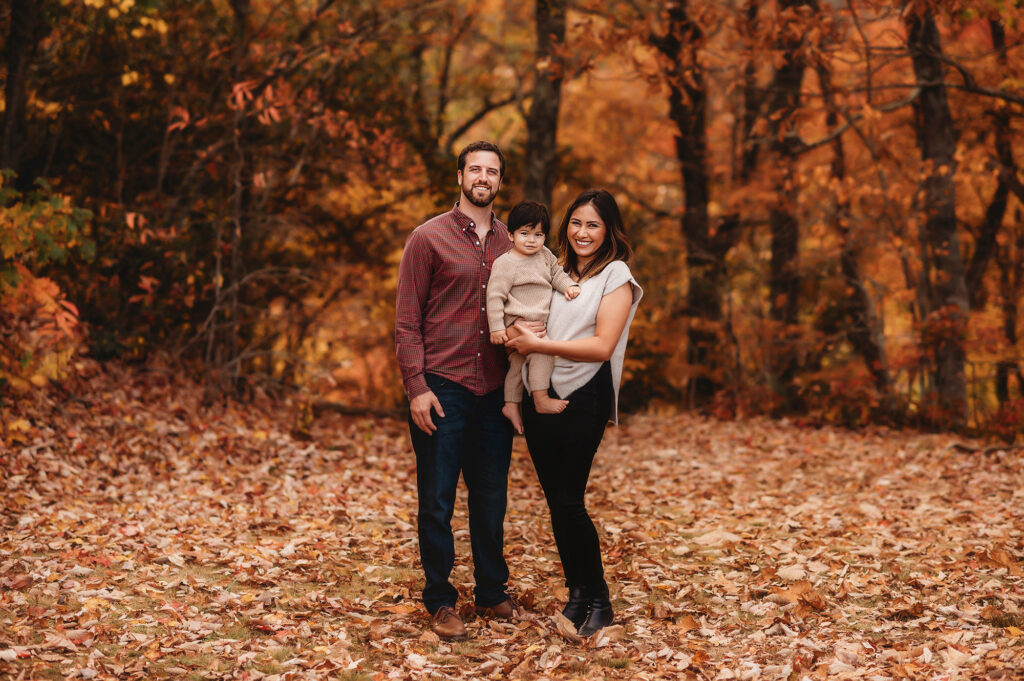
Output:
[533, 393, 568, 414]
[502, 402, 524, 434]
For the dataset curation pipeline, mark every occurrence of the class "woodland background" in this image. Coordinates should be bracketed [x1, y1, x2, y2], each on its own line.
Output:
[2, 0, 1024, 436]
[3, 3, 1024, 679]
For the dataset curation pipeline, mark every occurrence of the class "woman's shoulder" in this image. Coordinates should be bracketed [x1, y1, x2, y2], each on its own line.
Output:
[596, 260, 635, 286]
[604, 260, 632, 277]
[599, 260, 642, 301]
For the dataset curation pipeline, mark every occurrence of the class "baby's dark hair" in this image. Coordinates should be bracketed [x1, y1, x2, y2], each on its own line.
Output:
[507, 200, 551, 235]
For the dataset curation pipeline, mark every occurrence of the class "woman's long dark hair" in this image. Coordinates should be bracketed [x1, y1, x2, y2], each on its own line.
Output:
[556, 189, 633, 281]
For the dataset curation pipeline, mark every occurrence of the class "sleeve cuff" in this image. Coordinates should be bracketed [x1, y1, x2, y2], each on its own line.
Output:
[406, 374, 430, 400]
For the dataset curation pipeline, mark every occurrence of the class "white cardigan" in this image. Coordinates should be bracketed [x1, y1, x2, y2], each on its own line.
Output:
[524, 260, 643, 423]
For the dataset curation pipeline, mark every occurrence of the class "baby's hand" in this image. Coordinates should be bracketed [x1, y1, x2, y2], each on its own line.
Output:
[490, 330, 508, 345]
[565, 285, 581, 301]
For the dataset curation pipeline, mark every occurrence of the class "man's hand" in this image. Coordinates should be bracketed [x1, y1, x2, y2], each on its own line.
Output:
[410, 390, 445, 435]
[565, 285, 581, 301]
[490, 329, 508, 344]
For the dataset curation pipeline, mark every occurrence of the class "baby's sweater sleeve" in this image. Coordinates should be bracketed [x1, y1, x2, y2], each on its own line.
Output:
[486, 255, 514, 333]
[546, 248, 575, 294]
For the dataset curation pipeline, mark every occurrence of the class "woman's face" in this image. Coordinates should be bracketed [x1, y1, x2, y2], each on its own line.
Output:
[566, 202, 606, 267]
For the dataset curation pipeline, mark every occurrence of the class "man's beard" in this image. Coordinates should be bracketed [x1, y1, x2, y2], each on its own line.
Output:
[463, 180, 497, 208]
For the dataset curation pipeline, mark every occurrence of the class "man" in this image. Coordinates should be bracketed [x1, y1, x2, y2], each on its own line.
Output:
[395, 141, 531, 639]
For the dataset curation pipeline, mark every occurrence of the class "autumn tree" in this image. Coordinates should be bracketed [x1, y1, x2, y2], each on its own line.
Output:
[651, 0, 726, 406]
[903, 3, 970, 424]
[523, 0, 567, 208]
[1, 0, 48, 175]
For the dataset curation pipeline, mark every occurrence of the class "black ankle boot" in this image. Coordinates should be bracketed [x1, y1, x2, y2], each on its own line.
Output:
[561, 586, 590, 628]
[577, 586, 613, 637]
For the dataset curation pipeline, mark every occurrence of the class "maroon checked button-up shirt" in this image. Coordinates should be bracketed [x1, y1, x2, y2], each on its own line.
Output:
[395, 204, 512, 399]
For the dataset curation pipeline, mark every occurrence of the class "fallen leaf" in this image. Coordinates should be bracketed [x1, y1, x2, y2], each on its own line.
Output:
[776, 564, 806, 581]
[552, 613, 582, 642]
[695, 529, 742, 546]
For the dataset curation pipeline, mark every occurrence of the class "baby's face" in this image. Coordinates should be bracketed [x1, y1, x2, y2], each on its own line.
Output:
[509, 222, 546, 256]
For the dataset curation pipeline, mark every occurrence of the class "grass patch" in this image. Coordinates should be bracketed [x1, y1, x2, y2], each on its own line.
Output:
[255, 662, 285, 675]
[988, 612, 1024, 628]
[329, 565, 418, 603]
[450, 641, 483, 657]
[597, 655, 632, 669]
[156, 653, 215, 668]
[271, 646, 298, 662]
[335, 672, 374, 681]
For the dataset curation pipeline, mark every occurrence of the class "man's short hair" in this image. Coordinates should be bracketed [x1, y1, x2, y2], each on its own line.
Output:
[457, 141, 506, 179]
[507, 200, 551, 235]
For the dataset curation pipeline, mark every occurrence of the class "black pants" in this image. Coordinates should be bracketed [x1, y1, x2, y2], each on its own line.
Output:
[522, 361, 613, 590]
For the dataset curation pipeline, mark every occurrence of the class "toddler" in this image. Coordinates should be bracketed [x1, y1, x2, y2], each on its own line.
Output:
[487, 200, 580, 434]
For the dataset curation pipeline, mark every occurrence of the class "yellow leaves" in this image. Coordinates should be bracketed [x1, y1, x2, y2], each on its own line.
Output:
[83, 0, 136, 12]
[5, 418, 34, 445]
[136, 16, 169, 35]
[121, 70, 140, 87]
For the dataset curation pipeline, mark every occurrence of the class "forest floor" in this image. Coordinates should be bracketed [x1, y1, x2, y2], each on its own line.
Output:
[2, 362, 1023, 680]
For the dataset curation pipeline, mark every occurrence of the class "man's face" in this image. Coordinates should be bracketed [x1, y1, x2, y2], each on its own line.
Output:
[458, 151, 502, 208]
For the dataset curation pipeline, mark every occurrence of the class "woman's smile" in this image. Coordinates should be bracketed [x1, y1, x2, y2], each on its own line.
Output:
[566, 203, 606, 267]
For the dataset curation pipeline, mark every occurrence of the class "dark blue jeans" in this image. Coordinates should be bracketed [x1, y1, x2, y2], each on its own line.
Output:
[410, 374, 513, 614]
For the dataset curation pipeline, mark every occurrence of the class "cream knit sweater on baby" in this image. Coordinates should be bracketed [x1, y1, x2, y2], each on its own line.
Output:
[486, 247, 575, 332]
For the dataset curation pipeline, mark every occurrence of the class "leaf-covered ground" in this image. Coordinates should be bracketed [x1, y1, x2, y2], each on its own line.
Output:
[2, 365, 1023, 680]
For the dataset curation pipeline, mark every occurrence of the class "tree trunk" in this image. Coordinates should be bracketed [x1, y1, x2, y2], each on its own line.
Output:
[817, 64, 890, 398]
[905, 7, 969, 425]
[1, 0, 44, 174]
[965, 21, 1013, 311]
[228, 0, 251, 394]
[766, 0, 813, 404]
[995, 222, 1021, 404]
[653, 0, 730, 406]
[721, 0, 761, 233]
[523, 0, 566, 208]
[988, 19, 1022, 405]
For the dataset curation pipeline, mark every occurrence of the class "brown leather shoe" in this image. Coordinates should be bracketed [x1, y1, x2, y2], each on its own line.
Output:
[474, 596, 523, 620]
[430, 606, 467, 640]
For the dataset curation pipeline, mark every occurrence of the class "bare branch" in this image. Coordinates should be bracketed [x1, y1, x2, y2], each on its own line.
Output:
[792, 88, 921, 154]
[442, 94, 519, 151]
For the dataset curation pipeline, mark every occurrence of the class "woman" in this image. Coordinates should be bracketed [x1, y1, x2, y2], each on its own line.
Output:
[506, 189, 643, 636]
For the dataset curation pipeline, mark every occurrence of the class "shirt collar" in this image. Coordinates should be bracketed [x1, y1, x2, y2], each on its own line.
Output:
[452, 202, 496, 233]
